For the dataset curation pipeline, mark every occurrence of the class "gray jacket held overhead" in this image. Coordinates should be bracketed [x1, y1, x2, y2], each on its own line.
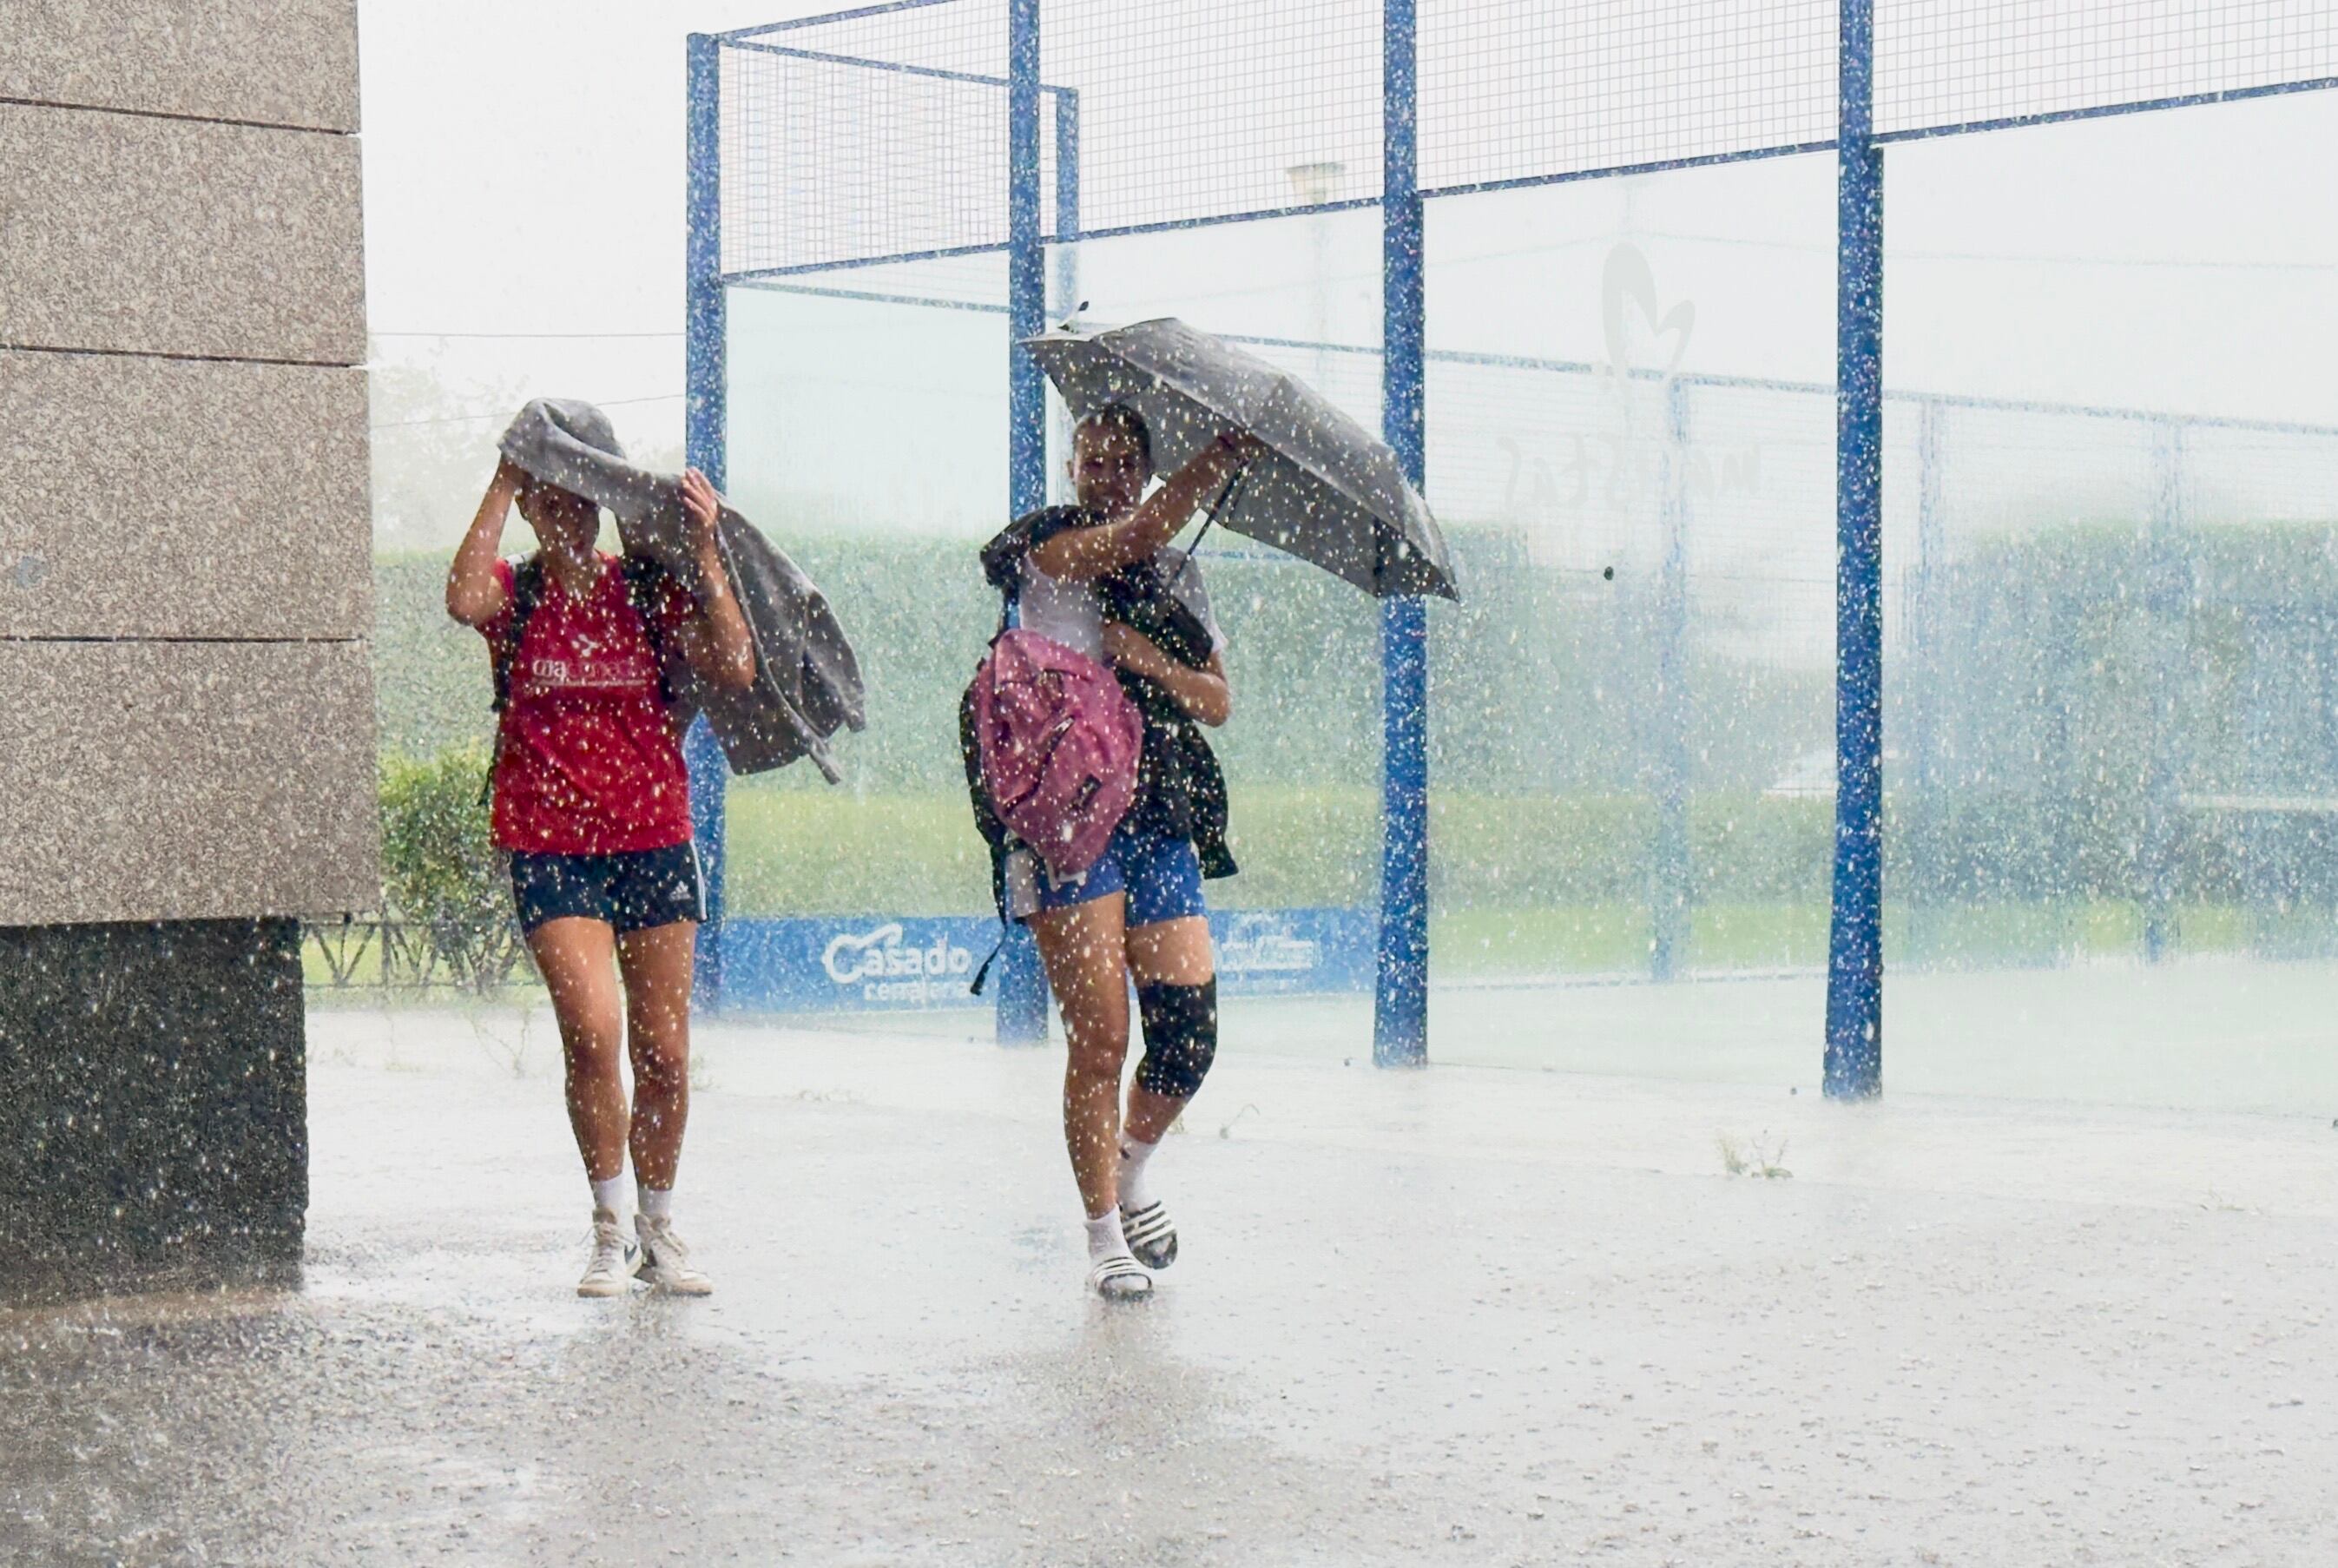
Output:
[498, 399, 865, 782]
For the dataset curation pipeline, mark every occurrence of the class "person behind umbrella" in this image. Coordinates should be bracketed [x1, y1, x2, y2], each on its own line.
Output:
[445, 446, 755, 1298]
[980, 405, 1266, 1301]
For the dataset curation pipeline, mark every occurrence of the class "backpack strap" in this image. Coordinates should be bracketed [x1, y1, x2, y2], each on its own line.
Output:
[489, 557, 548, 715]
[965, 524, 1034, 989]
[480, 557, 549, 808]
[618, 554, 680, 708]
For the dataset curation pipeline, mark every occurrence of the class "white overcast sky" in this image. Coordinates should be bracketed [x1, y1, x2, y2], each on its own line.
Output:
[359, 1, 2338, 549]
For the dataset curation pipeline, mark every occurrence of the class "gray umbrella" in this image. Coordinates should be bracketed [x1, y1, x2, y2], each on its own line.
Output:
[1023, 318, 1459, 600]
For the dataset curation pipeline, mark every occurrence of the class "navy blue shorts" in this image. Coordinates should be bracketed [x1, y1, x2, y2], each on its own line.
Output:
[1010, 819, 1207, 930]
[509, 843, 706, 936]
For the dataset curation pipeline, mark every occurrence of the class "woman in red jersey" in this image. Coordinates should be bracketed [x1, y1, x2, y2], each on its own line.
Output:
[446, 453, 754, 1297]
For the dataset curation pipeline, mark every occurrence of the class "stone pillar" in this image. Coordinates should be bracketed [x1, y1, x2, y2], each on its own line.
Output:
[0, 3, 374, 1302]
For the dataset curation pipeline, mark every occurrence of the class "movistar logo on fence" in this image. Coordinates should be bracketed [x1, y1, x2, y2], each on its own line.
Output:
[1498, 242, 1759, 564]
[1215, 913, 1320, 977]
[823, 922, 974, 1004]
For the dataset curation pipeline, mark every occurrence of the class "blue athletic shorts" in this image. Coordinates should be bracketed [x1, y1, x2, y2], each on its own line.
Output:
[1011, 819, 1207, 929]
[509, 842, 706, 936]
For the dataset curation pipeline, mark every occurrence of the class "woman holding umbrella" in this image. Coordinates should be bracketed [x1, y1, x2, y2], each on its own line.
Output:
[983, 405, 1265, 1301]
[990, 317, 1452, 1300]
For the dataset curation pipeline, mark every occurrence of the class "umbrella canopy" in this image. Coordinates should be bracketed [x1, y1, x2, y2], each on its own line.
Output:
[1023, 318, 1459, 600]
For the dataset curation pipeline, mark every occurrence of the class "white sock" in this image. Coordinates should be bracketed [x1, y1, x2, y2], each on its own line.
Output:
[638, 1183, 674, 1222]
[590, 1176, 626, 1218]
[1118, 1136, 1161, 1211]
[1083, 1208, 1129, 1262]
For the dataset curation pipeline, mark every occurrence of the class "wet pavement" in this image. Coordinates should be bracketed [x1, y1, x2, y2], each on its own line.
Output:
[6, 1004, 2335, 1565]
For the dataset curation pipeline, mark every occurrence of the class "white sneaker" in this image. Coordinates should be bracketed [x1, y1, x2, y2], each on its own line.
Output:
[577, 1210, 640, 1297]
[636, 1214, 714, 1296]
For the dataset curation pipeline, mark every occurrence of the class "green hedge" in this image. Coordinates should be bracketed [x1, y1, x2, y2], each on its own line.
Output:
[370, 530, 1827, 800]
[374, 745, 529, 989]
[367, 746, 2289, 976]
[366, 514, 2338, 959]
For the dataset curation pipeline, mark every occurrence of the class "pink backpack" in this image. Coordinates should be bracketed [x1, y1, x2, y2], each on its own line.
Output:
[970, 629, 1143, 882]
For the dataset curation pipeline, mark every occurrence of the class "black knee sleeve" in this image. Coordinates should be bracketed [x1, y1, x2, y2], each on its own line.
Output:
[1134, 978, 1218, 1099]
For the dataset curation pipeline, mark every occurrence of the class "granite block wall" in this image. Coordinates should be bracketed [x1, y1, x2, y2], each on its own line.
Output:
[0, 0, 372, 1301]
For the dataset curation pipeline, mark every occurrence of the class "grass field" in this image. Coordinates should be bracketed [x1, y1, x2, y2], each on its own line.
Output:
[721, 785, 1829, 915]
[707, 787, 2274, 978]
[721, 785, 1380, 918]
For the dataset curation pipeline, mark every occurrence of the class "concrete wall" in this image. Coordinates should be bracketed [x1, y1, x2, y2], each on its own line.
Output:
[0, 921, 307, 1303]
[0, 0, 372, 1298]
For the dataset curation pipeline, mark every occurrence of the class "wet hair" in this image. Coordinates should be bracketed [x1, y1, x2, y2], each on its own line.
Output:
[1077, 403, 1154, 477]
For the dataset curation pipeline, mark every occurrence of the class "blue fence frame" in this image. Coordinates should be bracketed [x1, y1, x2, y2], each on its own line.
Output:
[1374, 0, 1430, 1068]
[683, 31, 728, 1012]
[1825, 0, 1885, 1099]
[996, 0, 1051, 1045]
[688, 9, 2338, 1094]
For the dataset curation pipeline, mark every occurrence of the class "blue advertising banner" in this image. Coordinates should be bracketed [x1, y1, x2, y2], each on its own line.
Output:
[1210, 907, 1375, 997]
[720, 907, 1375, 1014]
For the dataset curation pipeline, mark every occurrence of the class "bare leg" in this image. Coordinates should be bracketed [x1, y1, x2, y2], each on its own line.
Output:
[616, 920, 698, 1189]
[526, 917, 628, 1186]
[1030, 893, 1133, 1220]
[1123, 914, 1215, 1143]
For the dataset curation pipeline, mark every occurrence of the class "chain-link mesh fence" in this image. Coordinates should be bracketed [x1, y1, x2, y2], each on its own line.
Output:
[682, 2, 2338, 1100]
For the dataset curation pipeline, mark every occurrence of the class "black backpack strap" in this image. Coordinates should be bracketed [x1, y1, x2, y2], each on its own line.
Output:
[481, 557, 546, 808]
[969, 926, 1007, 997]
[489, 557, 548, 715]
[618, 555, 680, 708]
[619, 551, 663, 616]
[981, 506, 1093, 595]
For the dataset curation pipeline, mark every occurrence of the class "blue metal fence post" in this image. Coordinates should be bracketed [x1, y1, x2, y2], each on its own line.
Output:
[996, 0, 1050, 1046]
[1374, 0, 1431, 1067]
[684, 33, 730, 1011]
[1650, 378, 1693, 981]
[1044, 90, 1081, 503]
[1051, 89, 1080, 314]
[2141, 419, 2187, 963]
[1826, 0, 1886, 1100]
